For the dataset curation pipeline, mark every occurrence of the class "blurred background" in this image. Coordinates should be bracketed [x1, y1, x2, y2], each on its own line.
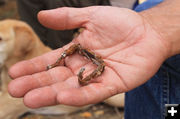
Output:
[0, 0, 19, 20]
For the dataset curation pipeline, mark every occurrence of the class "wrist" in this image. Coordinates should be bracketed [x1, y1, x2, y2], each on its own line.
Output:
[139, 0, 180, 57]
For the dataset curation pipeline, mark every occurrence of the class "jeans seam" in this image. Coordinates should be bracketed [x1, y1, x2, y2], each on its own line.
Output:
[161, 68, 170, 119]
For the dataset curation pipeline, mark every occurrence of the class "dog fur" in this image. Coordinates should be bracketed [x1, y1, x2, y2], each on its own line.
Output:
[0, 19, 124, 119]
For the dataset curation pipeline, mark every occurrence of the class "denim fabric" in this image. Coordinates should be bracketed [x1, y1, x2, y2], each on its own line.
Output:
[134, 0, 163, 12]
[125, 0, 180, 119]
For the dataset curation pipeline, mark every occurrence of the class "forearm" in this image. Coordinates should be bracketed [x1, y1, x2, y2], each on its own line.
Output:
[140, 0, 180, 57]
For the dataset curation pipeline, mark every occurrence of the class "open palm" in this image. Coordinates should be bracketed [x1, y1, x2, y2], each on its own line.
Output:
[8, 6, 169, 108]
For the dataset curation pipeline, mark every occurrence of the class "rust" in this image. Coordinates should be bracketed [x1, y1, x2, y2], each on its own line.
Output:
[47, 44, 105, 85]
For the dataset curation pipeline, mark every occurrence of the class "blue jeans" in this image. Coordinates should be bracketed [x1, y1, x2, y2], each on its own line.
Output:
[125, 1, 180, 119]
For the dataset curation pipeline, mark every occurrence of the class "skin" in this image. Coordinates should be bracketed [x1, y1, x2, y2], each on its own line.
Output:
[8, 0, 180, 108]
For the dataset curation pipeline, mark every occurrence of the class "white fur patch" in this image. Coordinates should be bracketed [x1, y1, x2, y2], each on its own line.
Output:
[0, 28, 15, 66]
[0, 42, 7, 66]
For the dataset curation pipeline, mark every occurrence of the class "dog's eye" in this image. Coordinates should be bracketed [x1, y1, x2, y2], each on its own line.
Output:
[0, 36, 2, 41]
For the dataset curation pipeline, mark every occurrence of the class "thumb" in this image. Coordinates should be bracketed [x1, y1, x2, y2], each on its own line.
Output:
[37, 7, 92, 30]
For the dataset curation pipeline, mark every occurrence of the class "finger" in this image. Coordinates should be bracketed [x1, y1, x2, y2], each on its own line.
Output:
[22, 65, 104, 108]
[23, 76, 79, 108]
[8, 43, 73, 78]
[38, 7, 93, 30]
[22, 67, 120, 108]
[56, 83, 117, 106]
[23, 86, 57, 108]
[8, 66, 73, 97]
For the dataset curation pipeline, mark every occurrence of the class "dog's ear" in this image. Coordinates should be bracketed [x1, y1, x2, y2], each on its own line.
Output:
[13, 24, 36, 57]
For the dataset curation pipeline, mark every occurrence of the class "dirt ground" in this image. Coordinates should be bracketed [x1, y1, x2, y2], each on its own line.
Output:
[0, 0, 124, 119]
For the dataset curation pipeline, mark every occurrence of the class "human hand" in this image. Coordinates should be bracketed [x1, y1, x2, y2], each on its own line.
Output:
[8, 6, 170, 108]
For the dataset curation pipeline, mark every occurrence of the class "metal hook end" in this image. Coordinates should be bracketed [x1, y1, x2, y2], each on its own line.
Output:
[47, 65, 52, 70]
[61, 52, 66, 58]
[78, 67, 85, 75]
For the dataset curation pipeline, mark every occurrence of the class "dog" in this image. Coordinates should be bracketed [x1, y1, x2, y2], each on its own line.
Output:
[0, 19, 124, 119]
